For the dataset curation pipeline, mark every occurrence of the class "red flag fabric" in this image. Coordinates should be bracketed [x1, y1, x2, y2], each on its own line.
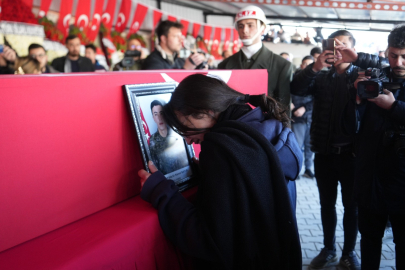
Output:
[223, 28, 231, 51]
[232, 29, 240, 54]
[192, 23, 201, 38]
[153, 9, 163, 28]
[87, 0, 104, 42]
[167, 15, 177, 22]
[140, 108, 151, 145]
[180, 19, 189, 36]
[21, 0, 32, 10]
[127, 3, 148, 37]
[211, 27, 222, 54]
[101, 0, 116, 31]
[203, 25, 212, 46]
[115, 0, 131, 32]
[38, 0, 52, 17]
[0, 0, 2, 20]
[75, 0, 91, 31]
[57, 0, 74, 38]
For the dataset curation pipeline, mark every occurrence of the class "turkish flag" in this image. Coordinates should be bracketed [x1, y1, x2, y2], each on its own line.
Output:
[203, 25, 212, 47]
[223, 28, 231, 51]
[167, 15, 177, 22]
[115, 0, 132, 32]
[233, 29, 240, 54]
[153, 9, 163, 28]
[87, 0, 104, 42]
[102, 0, 116, 32]
[22, 0, 33, 10]
[192, 23, 201, 38]
[38, 0, 52, 17]
[57, 0, 74, 38]
[180, 19, 189, 36]
[140, 108, 151, 145]
[75, 0, 91, 31]
[211, 27, 222, 55]
[127, 3, 148, 38]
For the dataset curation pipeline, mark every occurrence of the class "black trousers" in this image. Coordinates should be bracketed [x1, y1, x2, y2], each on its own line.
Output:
[314, 152, 358, 254]
[359, 206, 405, 270]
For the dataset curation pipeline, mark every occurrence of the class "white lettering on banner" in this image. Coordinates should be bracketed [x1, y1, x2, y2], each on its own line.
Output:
[0, 21, 45, 37]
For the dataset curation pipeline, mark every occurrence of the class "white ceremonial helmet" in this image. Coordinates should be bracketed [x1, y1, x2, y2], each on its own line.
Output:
[234, 5, 270, 46]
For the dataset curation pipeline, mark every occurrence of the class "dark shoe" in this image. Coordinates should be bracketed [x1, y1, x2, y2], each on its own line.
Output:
[309, 248, 337, 269]
[339, 252, 360, 270]
[303, 169, 315, 179]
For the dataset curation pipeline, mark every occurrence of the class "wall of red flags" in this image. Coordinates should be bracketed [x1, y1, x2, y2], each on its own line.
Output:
[2, 0, 241, 54]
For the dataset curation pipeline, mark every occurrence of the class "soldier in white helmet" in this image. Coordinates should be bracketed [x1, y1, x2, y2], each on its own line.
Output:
[218, 5, 293, 115]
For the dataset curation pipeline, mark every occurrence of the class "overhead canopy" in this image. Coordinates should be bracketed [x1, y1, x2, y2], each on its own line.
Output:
[171, 0, 405, 31]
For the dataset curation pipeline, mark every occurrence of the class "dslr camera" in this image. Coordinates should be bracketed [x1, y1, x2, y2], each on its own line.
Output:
[121, 50, 141, 68]
[188, 51, 208, 69]
[357, 67, 405, 99]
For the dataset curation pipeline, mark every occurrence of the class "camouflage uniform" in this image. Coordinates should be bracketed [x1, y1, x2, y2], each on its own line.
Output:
[149, 128, 189, 175]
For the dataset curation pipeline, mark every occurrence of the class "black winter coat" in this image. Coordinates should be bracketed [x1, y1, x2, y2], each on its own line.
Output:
[290, 64, 359, 154]
[353, 53, 405, 214]
[51, 55, 95, 73]
[142, 50, 185, 70]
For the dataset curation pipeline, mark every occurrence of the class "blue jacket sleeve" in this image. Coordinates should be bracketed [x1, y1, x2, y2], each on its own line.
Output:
[140, 171, 222, 263]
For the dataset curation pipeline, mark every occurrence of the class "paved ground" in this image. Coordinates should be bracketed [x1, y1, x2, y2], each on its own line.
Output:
[295, 175, 396, 270]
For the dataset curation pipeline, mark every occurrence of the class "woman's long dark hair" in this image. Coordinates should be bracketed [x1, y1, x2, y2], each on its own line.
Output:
[163, 74, 290, 136]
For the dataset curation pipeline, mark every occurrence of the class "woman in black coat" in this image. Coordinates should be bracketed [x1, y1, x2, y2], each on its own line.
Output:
[138, 74, 302, 270]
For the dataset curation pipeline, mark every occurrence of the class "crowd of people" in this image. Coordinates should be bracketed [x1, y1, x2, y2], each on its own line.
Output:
[2, 4, 405, 270]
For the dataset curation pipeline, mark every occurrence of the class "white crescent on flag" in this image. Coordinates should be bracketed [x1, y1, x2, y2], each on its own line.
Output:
[101, 13, 111, 24]
[117, 13, 125, 27]
[77, 14, 89, 28]
[92, 13, 101, 31]
[63, 14, 71, 27]
[131, 21, 139, 31]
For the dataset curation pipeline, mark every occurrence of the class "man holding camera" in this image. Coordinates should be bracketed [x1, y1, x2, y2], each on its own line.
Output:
[291, 30, 360, 270]
[336, 25, 405, 270]
[142, 20, 206, 70]
[113, 37, 144, 71]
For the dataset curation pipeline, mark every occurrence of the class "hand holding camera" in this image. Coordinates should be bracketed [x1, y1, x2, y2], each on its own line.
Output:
[312, 50, 335, 72]
[184, 52, 207, 70]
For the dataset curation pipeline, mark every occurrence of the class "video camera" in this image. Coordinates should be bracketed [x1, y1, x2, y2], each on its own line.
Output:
[357, 67, 405, 99]
[121, 50, 141, 68]
[189, 51, 208, 70]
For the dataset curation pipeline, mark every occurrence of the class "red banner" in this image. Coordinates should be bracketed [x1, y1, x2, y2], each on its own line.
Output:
[127, 3, 148, 38]
[0, 0, 2, 20]
[101, 0, 116, 31]
[22, 0, 32, 10]
[232, 29, 240, 54]
[153, 9, 163, 28]
[87, 0, 104, 42]
[211, 27, 222, 55]
[223, 28, 231, 51]
[57, 0, 74, 38]
[75, 0, 91, 31]
[203, 25, 212, 46]
[38, 0, 52, 17]
[192, 23, 201, 38]
[167, 15, 177, 22]
[180, 19, 189, 36]
[115, 0, 131, 32]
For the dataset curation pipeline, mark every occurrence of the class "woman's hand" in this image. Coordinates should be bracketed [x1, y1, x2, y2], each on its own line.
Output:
[138, 161, 158, 190]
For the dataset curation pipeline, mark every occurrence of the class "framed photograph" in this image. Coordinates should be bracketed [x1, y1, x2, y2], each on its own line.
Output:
[124, 82, 197, 191]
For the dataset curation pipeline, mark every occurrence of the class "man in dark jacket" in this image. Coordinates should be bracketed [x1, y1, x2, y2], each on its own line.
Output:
[51, 35, 95, 73]
[291, 55, 315, 178]
[142, 20, 205, 70]
[291, 30, 360, 270]
[336, 25, 405, 270]
[218, 5, 293, 112]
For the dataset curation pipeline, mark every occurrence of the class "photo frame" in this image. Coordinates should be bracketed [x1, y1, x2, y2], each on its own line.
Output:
[124, 82, 197, 191]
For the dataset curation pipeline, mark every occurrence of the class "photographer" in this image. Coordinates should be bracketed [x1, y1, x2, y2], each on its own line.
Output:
[336, 25, 405, 270]
[291, 30, 360, 270]
[113, 37, 144, 71]
[142, 20, 206, 70]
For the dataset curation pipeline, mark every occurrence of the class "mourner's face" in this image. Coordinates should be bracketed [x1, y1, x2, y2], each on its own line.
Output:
[152, 105, 167, 132]
[162, 27, 183, 54]
[66, 38, 81, 57]
[29, 47, 48, 70]
[300, 58, 314, 70]
[388, 47, 405, 78]
[176, 112, 217, 145]
[85, 48, 96, 64]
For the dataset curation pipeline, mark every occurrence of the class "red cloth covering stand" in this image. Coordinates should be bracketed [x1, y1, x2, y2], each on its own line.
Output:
[0, 70, 268, 269]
